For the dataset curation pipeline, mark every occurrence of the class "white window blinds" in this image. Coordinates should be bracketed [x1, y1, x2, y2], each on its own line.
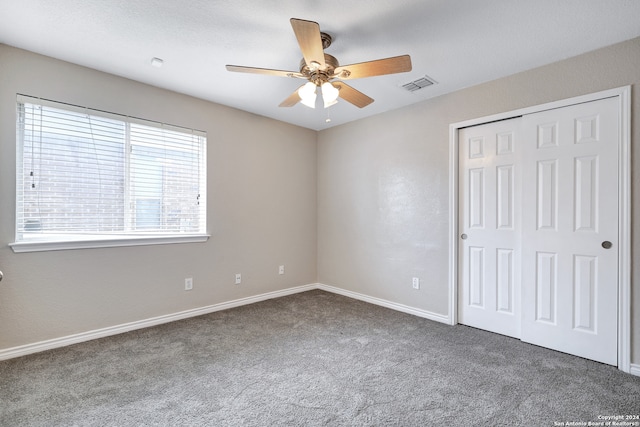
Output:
[14, 95, 207, 249]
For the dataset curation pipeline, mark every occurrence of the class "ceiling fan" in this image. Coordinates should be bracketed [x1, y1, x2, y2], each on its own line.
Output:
[226, 18, 412, 109]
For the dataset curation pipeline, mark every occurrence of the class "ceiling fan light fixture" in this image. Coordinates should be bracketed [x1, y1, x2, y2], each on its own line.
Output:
[226, 18, 412, 111]
[298, 81, 317, 108]
[321, 82, 339, 108]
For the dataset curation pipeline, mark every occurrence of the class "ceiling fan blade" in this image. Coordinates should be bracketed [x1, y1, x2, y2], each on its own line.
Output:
[333, 81, 374, 108]
[226, 65, 304, 79]
[334, 55, 412, 79]
[279, 87, 303, 107]
[290, 18, 326, 70]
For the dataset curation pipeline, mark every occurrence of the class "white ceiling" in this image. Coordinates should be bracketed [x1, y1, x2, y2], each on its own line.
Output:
[1, 0, 639, 131]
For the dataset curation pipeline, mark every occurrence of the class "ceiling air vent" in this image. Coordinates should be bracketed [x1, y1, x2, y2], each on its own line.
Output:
[402, 75, 436, 92]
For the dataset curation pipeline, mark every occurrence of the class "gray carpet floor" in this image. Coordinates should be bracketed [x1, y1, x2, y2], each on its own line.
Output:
[1, 289, 639, 426]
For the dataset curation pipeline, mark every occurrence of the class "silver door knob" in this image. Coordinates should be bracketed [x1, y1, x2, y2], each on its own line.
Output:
[461, 233, 468, 240]
[0, 270, 3, 282]
[602, 241, 612, 249]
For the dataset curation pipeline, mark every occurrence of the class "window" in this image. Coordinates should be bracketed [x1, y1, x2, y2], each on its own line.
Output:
[11, 95, 207, 252]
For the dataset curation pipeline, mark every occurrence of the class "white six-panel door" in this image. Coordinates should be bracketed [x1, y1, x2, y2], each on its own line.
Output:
[458, 97, 619, 365]
[520, 97, 618, 365]
[458, 118, 521, 339]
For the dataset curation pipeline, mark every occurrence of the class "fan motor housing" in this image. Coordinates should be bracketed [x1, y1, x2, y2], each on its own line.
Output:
[300, 54, 340, 84]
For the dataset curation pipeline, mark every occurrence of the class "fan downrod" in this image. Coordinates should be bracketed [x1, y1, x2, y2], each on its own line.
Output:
[320, 32, 332, 49]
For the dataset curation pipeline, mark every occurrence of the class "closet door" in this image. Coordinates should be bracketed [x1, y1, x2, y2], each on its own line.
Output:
[520, 97, 619, 365]
[458, 118, 521, 338]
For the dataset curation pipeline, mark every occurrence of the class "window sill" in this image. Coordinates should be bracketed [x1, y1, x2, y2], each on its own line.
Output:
[9, 234, 210, 253]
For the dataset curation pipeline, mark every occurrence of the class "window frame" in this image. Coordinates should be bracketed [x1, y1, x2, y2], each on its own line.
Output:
[10, 95, 209, 253]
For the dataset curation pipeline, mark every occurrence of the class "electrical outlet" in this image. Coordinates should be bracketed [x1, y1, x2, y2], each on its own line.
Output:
[235, 273, 241, 285]
[279, 265, 285, 275]
[412, 277, 420, 290]
[185, 277, 193, 291]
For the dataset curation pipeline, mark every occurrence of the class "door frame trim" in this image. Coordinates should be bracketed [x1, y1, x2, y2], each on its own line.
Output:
[447, 86, 631, 372]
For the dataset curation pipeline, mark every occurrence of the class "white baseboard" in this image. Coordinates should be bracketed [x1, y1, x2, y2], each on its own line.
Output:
[316, 283, 451, 324]
[14, 282, 608, 363]
[0, 284, 316, 361]
[2, 282, 634, 372]
[0, 283, 451, 361]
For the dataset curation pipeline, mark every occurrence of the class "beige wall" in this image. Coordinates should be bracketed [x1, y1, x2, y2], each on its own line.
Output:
[0, 44, 318, 350]
[317, 37, 640, 363]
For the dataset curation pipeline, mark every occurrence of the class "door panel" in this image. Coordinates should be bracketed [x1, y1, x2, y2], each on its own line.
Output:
[573, 254, 596, 332]
[469, 168, 485, 228]
[458, 118, 521, 338]
[535, 251, 557, 324]
[469, 246, 484, 307]
[574, 156, 598, 231]
[497, 165, 514, 229]
[496, 248, 514, 313]
[520, 97, 618, 365]
[536, 159, 558, 230]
